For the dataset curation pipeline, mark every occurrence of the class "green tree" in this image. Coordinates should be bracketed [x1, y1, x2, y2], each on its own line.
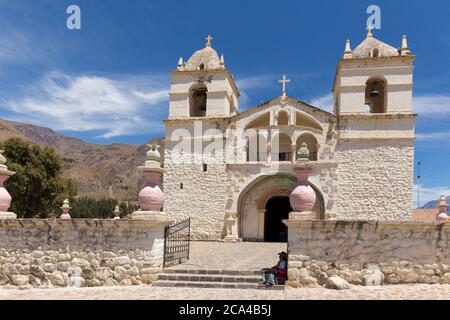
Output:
[0, 138, 77, 218]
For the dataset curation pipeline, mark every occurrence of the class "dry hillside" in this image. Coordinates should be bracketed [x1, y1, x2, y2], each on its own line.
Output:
[0, 119, 163, 200]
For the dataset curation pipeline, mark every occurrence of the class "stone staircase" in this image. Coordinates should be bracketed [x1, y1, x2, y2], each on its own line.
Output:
[153, 269, 285, 290]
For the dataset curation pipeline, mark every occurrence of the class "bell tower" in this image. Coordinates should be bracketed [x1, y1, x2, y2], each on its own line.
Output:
[333, 27, 417, 221]
[168, 35, 240, 119]
[334, 26, 415, 115]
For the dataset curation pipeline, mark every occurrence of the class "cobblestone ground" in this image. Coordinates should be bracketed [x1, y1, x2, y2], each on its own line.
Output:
[0, 285, 449, 300]
[170, 241, 287, 270]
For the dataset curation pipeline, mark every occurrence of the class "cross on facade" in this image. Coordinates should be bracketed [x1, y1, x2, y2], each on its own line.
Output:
[366, 23, 374, 37]
[206, 35, 213, 47]
[278, 75, 291, 97]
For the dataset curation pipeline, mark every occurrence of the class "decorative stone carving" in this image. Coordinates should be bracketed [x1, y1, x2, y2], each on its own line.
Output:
[132, 145, 172, 224]
[437, 196, 448, 222]
[224, 212, 237, 243]
[0, 151, 16, 220]
[289, 143, 316, 221]
[113, 205, 121, 220]
[60, 199, 72, 220]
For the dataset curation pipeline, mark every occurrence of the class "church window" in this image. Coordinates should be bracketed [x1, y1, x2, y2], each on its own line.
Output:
[296, 133, 318, 161]
[199, 63, 205, 70]
[371, 48, 380, 58]
[365, 77, 387, 113]
[277, 110, 289, 126]
[189, 84, 208, 117]
[180, 183, 184, 190]
[203, 164, 208, 172]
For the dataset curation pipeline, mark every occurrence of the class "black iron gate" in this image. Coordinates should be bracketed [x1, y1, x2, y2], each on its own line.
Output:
[163, 218, 190, 268]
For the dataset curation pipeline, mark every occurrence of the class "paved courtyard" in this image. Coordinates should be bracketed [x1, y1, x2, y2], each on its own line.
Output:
[169, 241, 287, 271]
[0, 284, 450, 300]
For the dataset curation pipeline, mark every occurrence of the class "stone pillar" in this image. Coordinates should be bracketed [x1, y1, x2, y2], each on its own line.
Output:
[60, 199, 72, 220]
[437, 195, 448, 222]
[267, 143, 272, 166]
[0, 151, 16, 220]
[257, 208, 265, 241]
[132, 145, 172, 225]
[113, 205, 121, 220]
[291, 144, 297, 163]
[224, 212, 237, 243]
[288, 143, 317, 221]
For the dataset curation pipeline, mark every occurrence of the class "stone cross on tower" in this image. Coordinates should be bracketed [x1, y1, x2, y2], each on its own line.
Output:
[366, 23, 374, 38]
[278, 75, 291, 98]
[206, 35, 213, 47]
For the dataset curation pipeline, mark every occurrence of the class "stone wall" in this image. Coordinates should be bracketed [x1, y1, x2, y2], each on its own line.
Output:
[285, 220, 450, 288]
[336, 139, 414, 220]
[0, 220, 165, 289]
[164, 146, 229, 241]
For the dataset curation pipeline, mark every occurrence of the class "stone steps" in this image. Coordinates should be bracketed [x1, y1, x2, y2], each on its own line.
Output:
[153, 269, 285, 290]
[162, 269, 262, 276]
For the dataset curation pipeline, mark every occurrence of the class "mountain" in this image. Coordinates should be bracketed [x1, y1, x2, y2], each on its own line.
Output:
[421, 196, 450, 209]
[0, 118, 163, 200]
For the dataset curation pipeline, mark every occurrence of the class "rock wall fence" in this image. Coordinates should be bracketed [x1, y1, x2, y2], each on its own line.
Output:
[285, 220, 450, 288]
[0, 220, 166, 289]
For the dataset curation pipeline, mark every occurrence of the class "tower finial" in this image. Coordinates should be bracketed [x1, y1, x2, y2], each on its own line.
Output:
[177, 57, 184, 70]
[343, 39, 353, 59]
[219, 54, 225, 68]
[400, 35, 411, 56]
[206, 35, 213, 47]
[366, 24, 374, 38]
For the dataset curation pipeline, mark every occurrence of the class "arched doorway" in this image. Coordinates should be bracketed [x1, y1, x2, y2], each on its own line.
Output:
[264, 196, 292, 242]
[237, 173, 325, 242]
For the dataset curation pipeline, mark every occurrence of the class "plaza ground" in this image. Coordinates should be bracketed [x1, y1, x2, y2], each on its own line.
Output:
[0, 284, 449, 300]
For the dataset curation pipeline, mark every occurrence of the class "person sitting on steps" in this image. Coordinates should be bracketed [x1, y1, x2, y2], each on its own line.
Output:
[260, 251, 288, 286]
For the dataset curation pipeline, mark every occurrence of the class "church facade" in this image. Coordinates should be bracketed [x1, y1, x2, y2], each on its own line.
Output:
[162, 30, 416, 242]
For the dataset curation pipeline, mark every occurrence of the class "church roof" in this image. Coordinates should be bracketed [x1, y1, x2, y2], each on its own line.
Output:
[352, 35, 400, 58]
[184, 35, 222, 71]
[343, 27, 413, 60]
[235, 95, 336, 119]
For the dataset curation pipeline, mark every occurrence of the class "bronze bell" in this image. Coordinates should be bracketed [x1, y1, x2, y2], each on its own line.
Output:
[370, 86, 380, 97]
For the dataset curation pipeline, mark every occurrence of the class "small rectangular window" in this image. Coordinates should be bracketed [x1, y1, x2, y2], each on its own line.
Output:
[180, 183, 184, 190]
[203, 164, 208, 172]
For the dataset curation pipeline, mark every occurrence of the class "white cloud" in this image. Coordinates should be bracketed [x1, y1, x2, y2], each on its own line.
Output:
[310, 93, 334, 112]
[3, 71, 169, 139]
[413, 95, 450, 116]
[413, 184, 450, 208]
[236, 75, 274, 107]
[415, 131, 450, 141]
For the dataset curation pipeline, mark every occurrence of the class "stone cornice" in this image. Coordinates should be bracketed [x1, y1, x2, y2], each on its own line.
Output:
[337, 136, 415, 141]
[164, 117, 232, 125]
[170, 68, 240, 98]
[338, 113, 417, 121]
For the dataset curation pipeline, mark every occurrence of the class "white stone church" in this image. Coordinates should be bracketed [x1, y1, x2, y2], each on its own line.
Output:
[162, 29, 416, 242]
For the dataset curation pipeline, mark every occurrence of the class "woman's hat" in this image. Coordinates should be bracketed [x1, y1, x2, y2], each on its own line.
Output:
[278, 251, 287, 256]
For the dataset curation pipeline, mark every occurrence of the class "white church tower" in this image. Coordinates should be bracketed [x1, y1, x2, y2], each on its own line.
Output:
[168, 35, 240, 119]
[164, 36, 240, 240]
[333, 26, 416, 220]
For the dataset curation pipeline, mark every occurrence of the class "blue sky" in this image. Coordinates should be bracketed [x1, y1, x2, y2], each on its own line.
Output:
[0, 0, 449, 206]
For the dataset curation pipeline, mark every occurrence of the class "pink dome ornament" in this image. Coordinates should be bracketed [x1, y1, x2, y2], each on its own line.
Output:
[436, 195, 448, 223]
[289, 143, 317, 220]
[0, 150, 17, 220]
[137, 144, 164, 211]
[60, 199, 72, 220]
[132, 144, 170, 222]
